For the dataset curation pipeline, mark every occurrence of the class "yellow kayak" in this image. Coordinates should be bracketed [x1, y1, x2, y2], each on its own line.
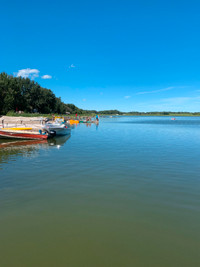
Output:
[3, 127, 33, 131]
[69, 120, 79, 124]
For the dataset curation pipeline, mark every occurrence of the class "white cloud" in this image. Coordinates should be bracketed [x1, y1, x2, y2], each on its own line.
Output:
[82, 98, 86, 101]
[136, 86, 174, 95]
[161, 96, 200, 105]
[16, 68, 40, 79]
[69, 64, 75, 69]
[41, 75, 52, 79]
[124, 96, 131, 99]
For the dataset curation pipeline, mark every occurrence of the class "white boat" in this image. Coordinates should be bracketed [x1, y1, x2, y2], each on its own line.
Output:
[43, 123, 71, 136]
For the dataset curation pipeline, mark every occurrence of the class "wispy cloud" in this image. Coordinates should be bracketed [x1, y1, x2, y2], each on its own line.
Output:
[41, 75, 52, 79]
[15, 68, 39, 79]
[69, 64, 76, 69]
[134, 95, 200, 112]
[124, 96, 131, 99]
[162, 96, 190, 104]
[161, 96, 200, 105]
[136, 86, 174, 95]
[82, 98, 86, 101]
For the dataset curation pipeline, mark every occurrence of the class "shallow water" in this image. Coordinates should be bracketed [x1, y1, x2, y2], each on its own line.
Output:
[0, 116, 200, 267]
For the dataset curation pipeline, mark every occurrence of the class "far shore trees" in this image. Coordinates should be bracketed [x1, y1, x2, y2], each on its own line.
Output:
[0, 72, 199, 116]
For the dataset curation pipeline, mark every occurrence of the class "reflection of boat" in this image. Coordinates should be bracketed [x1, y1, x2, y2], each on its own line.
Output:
[47, 135, 71, 146]
[0, 128, 50, 140]
[0, 139, 48, 149]
[0, 135, 71, 164]
[0, 135, 70, 150]
[43, 123, 71, 136]
[0, 139, 49, 164]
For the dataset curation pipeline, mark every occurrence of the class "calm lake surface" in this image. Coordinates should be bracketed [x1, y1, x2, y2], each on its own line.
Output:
[0, 116, 200, 267]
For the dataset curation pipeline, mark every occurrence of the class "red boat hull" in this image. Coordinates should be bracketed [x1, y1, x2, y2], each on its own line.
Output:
[0, 130, 48, 140]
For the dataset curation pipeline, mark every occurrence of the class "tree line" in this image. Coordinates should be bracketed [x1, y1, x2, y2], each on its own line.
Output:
[0, 72, 83, 115]
[1, 72, 199, 116]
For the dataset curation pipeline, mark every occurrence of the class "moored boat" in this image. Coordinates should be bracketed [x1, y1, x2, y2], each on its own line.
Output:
[43, 123, 71, 136]
[0, 128, 50, 140]
[68, 119, 79, 125]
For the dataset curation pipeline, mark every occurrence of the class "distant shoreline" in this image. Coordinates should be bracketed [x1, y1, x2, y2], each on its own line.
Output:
[1, 113, 200, 118]
[118, 114, 200, 117]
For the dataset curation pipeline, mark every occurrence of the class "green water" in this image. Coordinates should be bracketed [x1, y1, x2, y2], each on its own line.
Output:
[0, 116, 200, 266]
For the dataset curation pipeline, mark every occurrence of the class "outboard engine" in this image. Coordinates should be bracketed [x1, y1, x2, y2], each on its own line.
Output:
[49, 130, 56, 137]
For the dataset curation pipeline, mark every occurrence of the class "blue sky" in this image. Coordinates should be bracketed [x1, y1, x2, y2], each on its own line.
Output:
[1, 0, 200, 112]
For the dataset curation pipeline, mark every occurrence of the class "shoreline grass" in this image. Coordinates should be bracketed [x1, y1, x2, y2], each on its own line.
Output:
[1, 111, 200, 118]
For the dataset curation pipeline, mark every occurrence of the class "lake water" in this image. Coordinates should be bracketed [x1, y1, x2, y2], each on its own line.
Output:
[0, 116, 200, 267]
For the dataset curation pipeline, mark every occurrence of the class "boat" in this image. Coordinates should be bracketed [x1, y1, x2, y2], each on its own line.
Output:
[3, 127, 33, 131]
[43, 123, 71, 136]
[68, 119, 79, 125]
[79, 120, 92, 123]
[54, 117, 65, 123]
[0, 128, 50, 140]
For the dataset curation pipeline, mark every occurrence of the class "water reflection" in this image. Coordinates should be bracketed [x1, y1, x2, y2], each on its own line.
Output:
[1, 117, 200, 267]
[0, 135, 71, 165]
[47, 135, 71, 146]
